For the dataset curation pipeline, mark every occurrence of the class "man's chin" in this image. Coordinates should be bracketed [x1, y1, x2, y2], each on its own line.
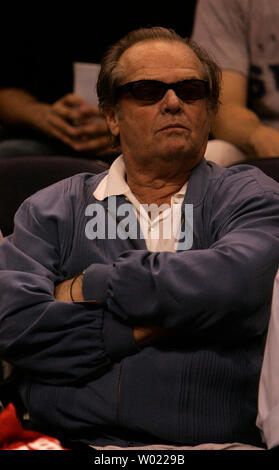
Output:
[158, 144, 202, 164]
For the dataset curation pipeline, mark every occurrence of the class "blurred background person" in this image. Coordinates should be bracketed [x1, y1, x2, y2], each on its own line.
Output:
[0, 5, 196, 164]
[192, 0, 279, 167]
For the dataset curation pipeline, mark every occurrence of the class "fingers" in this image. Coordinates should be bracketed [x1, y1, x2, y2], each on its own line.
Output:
[49, 117, 113, 155]
[52, 96, 86, 125]
[37, 95, 113, 154]
[73, 135, 112, 154]
[60, 93, 88, 107]
[133, 326, 167, 347]
[46, 106, 106, 143]
[45, 111, 84, 147]
[62, 94, 101, 117]
[73, 118, 109, 142]
[52, 95, 106, 137]
[55, 94, 101, 124]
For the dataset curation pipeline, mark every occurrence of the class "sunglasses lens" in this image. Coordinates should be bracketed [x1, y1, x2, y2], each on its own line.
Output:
[176, 80, 208, 101]
[117, 79, 209, 103]
[131, 81, 165, 102]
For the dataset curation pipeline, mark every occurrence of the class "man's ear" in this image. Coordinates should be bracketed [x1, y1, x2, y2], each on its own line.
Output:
[104, 107, 120, 138]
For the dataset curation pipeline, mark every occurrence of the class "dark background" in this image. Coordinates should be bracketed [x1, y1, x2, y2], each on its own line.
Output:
[0, 3, 197, 101]
[2, 3, 197, 58]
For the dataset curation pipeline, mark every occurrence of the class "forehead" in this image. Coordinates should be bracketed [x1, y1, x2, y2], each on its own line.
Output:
[118, 39, 204, 83]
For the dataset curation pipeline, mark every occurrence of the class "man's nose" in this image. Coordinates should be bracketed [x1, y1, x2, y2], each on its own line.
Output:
[161, 89, 183, 113]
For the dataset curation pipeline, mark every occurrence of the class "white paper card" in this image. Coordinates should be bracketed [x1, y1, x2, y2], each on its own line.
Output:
[73, 62, 101, 106]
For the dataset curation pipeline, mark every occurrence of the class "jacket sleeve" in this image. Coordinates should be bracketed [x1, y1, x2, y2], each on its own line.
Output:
[0, 184, 138, 386]
[82, 171, 279, 343]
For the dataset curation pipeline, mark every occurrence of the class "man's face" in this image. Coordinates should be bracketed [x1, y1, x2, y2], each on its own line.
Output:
[106, 40, 212, 168]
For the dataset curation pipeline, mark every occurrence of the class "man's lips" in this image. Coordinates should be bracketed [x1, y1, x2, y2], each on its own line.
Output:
[157, 123, 189, 132]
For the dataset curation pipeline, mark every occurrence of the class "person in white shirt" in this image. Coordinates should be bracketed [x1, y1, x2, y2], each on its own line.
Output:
[257, 270, 279, 449]
[192, 0, 279, 167]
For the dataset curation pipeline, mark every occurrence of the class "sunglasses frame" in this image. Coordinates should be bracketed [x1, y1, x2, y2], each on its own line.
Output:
[115, 78, 210, 104]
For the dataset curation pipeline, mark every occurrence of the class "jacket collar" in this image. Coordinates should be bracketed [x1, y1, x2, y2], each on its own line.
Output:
[93, 155, 221, 211]
[183, 158, 224, 209]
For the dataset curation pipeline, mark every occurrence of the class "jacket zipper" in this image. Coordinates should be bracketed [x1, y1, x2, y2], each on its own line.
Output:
[110, 204, 199, 426]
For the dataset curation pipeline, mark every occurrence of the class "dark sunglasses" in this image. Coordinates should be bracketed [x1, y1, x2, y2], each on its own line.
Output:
[116, 79, 209, 104]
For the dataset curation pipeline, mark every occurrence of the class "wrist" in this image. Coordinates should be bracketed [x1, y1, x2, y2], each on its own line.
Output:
[70, 272, 85, 302]
[247, 123, 266, 158]
[26, 101, 51, 132]
[82, 264, 110, 304]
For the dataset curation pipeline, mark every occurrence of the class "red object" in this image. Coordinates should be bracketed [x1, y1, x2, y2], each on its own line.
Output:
[0, 403, 67, 450]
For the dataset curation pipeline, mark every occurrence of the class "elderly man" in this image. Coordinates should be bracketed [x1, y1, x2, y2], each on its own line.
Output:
[1, 27, 279, 450]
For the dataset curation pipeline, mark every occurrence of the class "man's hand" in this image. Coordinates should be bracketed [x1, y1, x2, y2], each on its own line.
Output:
[34, 93, 114, 156]
[212, 70, 279, 159]
[248, 124, 279, 158]
[0, 88, 117, 157]
[55, 277, 167, 348]
[133, 326, 167, 347]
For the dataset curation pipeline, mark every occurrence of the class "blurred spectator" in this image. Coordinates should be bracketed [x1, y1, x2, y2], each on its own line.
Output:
[0, 35, 118, 163]
[257, 270, 279, 449]
[192, 0, 279, 167]
[0, 7, 196, 163]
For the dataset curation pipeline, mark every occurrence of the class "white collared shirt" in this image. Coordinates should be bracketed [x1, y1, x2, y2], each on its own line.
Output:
[257, 269, 279, 448]
[93, 155, 188, 252]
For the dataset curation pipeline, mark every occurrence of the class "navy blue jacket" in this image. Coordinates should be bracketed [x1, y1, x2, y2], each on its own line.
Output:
[1, 159, 279, 447]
